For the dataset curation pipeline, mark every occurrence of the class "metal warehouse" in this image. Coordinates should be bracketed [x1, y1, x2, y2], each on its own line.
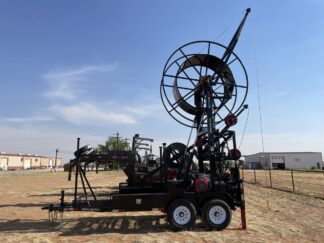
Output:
[0, 152, 62, 171]
[244, 152, 323, 169]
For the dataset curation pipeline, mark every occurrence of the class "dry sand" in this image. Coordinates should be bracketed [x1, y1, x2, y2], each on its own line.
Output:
[0, 170, 323, 242]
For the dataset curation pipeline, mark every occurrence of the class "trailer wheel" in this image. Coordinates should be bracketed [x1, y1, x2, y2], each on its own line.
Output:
[167, 199, 197, 231]
[202, 199, 232, 230]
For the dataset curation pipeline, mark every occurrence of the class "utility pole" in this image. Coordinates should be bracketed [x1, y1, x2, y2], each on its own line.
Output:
[123, 138, 130, 150]
[111, 132, 121, 150]
[116, 132, 119, 150]
[111, 132, 129, 151]
[53, 148, 59, 172]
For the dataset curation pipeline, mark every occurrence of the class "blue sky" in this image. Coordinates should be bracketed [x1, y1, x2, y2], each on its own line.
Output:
[0, 0, 323, 162]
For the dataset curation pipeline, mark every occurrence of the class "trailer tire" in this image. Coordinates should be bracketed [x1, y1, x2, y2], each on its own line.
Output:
[167, 199, 197, 231]
[202, 199, 232, 230]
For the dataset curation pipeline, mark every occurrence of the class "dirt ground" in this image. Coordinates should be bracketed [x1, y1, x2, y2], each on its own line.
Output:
[243, 169, 324, 199]
[0, 170, 323, 243]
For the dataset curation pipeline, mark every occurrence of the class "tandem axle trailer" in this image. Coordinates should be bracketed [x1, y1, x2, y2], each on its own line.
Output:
[45, 134, 246, 230]
[46, 166, 246, 231]
[44, 8, 251, 231]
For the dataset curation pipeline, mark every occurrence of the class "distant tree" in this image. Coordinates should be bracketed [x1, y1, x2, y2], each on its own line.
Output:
[97, 136, 129, 152]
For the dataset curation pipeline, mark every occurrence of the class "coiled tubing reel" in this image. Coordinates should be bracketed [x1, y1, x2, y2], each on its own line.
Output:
[160, 41, 248, 128]
[160, 9, 250, 183]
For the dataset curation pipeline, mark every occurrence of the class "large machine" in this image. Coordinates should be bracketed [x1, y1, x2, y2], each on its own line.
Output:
[44, 8, 251, 231]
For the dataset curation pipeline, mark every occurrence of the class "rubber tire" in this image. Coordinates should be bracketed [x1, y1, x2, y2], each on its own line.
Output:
[202, 199, 232, 230]
[167, 199, 197, 231]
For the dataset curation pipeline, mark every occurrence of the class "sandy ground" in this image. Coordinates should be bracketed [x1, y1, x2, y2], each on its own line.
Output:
[0, 170, 323, 242]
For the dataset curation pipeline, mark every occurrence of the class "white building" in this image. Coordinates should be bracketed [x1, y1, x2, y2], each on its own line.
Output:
[244, 152, 322, 169]
[0, 152, 62, 171]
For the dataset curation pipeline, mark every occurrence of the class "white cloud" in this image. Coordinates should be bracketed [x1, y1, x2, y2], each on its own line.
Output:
[51, 102, 136, 125]
[43, 63, 118, 100]
[0, 116, 54, 123]
[43, 64, 117, 80]
[276, 91, 288, 96]
[124, 103, 164, 117]
[39, 62, 168, 127]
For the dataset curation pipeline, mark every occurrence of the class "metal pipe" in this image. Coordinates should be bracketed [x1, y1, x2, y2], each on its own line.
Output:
[162, 143, 167, 191]
[80, 165, 97, 200]
[79, 165, 88, 201]
[159, 146, 163, 183]
[74, 138, 80, 207]
[136, 136, 154, 142]
[59, 190, 65, 220]
[240, 181, 247, 230]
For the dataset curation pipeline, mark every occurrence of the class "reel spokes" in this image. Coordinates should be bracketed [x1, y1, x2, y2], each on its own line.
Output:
[161, 41, 248, 128]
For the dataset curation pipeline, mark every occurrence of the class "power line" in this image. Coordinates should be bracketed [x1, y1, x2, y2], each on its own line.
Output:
[252, 18, 270, 210]
[239, 107, 249, 149]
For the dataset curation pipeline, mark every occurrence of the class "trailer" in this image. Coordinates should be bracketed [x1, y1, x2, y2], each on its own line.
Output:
[47, 141, 245, 230]
[44, 8, 251, 231]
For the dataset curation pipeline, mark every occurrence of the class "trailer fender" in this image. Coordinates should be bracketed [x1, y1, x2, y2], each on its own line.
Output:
[165, 195, 197, 213]
[198, 193, 235, 213]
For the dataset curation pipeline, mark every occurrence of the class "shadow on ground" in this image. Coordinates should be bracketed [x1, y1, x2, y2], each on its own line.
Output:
[0, 219, 61, 233]
[60, 215, 171, 235]
[0, 215, 242, 235]
[0, 203, 48, 208]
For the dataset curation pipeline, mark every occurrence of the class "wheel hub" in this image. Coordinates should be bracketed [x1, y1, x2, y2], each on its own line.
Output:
[173, 206, 191, 225]
[209, 205, 226, 225]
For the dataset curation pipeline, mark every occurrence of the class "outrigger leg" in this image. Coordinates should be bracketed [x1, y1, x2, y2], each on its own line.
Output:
[44, 190, 65, 222]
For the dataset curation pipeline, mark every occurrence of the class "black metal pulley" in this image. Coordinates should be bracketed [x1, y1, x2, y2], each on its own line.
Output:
[162, 142, 187, 169]
[224, 114, 238, 126]
[74, 145, 93, 157]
